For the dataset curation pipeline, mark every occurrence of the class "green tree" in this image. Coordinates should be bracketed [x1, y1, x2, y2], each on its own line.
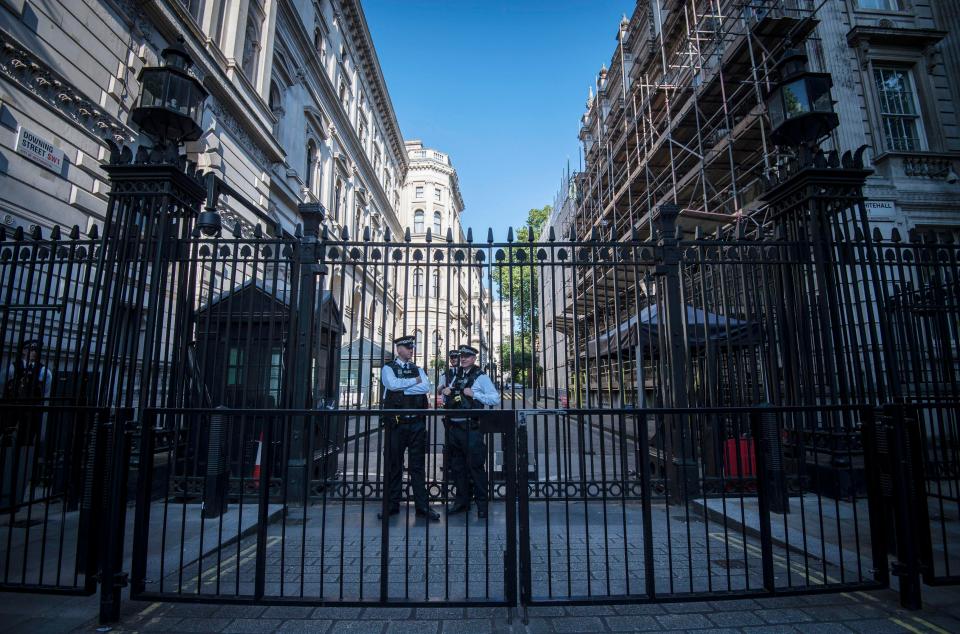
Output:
[492, 206, 550, 387]
[492, 205, 551, 339]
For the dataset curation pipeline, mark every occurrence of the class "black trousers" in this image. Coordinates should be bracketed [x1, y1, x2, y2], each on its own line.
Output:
[446, 421, 488, 510]
[386, 417, 429, 511]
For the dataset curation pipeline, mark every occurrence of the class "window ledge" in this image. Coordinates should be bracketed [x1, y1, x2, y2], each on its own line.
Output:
[871, 151, 960, 180]
[846, 25, 947, 49]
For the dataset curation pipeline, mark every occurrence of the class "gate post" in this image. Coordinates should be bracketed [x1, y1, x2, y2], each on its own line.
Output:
[98, 410, 134, 624]
[655, 204, 699, 501]
[871, 403, 925, 610]
[284, 203, 325, 506]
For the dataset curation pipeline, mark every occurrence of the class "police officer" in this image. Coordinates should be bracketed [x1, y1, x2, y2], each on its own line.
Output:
[442, 344, 500, 519]
[380, 335, 439, 521]
[436, 349, 461, 399]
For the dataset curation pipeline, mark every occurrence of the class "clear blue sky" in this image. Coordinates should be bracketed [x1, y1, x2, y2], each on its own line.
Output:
[363, 0, 632, 241]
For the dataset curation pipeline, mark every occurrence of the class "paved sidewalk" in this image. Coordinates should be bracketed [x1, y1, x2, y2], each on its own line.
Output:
[1, 586, 960, 633]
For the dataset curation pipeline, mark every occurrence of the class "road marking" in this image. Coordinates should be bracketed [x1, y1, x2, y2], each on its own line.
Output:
[890, 617, 925, 633]
[911, 616, 951, 634]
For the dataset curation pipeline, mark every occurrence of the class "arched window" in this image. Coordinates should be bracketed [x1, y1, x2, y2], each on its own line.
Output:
[305, 141, 318, 193]
[413, 268, 423, 297]
[314, 28, 326, 62]
[333, 178, 344, 223]
[269, 82, 282, 114]
[414, 209, 424, 233]
[415, 329, 423, 350]
[433, 211, 442, 236]
[432, 270, 440, 298]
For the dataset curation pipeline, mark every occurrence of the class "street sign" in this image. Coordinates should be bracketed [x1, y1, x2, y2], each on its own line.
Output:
[15, 126, 65, 174]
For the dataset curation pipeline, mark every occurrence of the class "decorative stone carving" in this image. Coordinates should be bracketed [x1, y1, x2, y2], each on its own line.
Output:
[207, 96, 269, 166]
[0, 33, 133, 145]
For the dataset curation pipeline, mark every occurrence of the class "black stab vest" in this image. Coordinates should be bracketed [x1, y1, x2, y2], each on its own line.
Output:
[383, 360, 428, 410]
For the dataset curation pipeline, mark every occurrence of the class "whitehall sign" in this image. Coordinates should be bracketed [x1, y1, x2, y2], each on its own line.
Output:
[15, 127, 65, 174]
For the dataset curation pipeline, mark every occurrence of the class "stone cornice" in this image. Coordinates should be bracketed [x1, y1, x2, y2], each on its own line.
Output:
[276, 0, 399, 229]
[339, 0, 407, 178]
[0, 29, 134, 146]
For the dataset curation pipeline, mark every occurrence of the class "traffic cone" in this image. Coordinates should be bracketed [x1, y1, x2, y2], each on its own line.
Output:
[252, 432, 263, 488]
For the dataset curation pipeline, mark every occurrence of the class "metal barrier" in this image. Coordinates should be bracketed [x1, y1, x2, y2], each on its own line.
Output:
[130, 407, 518, 607]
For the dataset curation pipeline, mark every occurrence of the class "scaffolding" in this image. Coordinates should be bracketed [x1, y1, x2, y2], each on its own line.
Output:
[571, 0, 821, 244]
[541, 0, 828, 405]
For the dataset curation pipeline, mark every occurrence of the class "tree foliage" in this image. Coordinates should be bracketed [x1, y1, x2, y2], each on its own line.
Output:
[492, 205, 551, 340]
[491, 205, 551, 388]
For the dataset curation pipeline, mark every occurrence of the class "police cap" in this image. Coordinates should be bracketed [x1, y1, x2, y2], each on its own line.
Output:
[458, 344, 479, 357]
[393, 335, 416, 348]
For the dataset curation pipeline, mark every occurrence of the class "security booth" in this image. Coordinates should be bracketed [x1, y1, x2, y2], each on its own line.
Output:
[186, 280, 343, 514]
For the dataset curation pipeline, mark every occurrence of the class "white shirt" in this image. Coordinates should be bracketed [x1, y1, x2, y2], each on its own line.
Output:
[457, 366, 500, 407]
[380, 362, 433, 398]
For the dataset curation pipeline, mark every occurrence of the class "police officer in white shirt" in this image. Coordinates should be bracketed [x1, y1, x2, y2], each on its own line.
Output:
[441, 344, 499, 519]
[380, 335, 439, 521]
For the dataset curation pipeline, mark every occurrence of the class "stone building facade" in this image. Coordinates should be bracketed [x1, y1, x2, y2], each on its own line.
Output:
[1, 0, 413, 400]
[397, 140, 490, 373]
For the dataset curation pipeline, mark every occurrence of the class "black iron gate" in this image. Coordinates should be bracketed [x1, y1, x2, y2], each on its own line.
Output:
[1, 148, 959, 620]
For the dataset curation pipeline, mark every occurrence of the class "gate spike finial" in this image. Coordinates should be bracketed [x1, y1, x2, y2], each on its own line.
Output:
[404, 227, 412, 243]
[384, 226, 392, 242]
[232, 220, 243, 238]
[446, 227, 454, 242]
[466, 227, 473, 243]
[31, 225, 41, 240]
[527, 224, 535, 242]
[548, 226, 556, 242]
[321, 225, 330, 241]
[50, 225, 61, 240]
[70, 225, 80, 240]
[590, 226, 599, 241]
[426, 227, 433, 243]
[88, 225, 99, 240]
[890, 228, 901, 243]
[507, 227, 514, 243]
[341, 225, 349, 241]
[295, 223, 303, 238]
[363, 226, 371, 241]
[254, 224, 263, 238]
[487, 228, 494, 244]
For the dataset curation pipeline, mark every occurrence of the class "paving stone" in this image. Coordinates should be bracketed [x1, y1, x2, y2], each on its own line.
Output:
[522, 618, 553, 634]
[464, 607, 507, 618]
[550, 616, 606, 633]
[603, 615, 660, 631]
[654, 613, 714, 629]
[170, 618, 233, 632]
[312, 607, 366, 620]
[213, 605, 268, 619]
[563, 604, 615, 616]
[329, 621, 389, 634]
[386, 621, 440, 634]
[224, 618, 284, 633]
[524, 606, 566, 617]
[276, 619, 334, 633]
[441, 619, 493, 634]
[742, 626, 798, 634]
[801, 624, 856, 634]
[361, 607, 414, 620]
[263, 606, 318, 619]
[799, 605, 860, 621]
[708, 598, 763, 611]
[414, 608, 465, 620]
[611, 603, 665, 615]
[662, 601, 713, 613]
[756, 608, 815, 624]
[157, 603, 222, 618]
[708, 610, 764, 627]
[0, 617, 90, 634]
[135, 616, 186, 631]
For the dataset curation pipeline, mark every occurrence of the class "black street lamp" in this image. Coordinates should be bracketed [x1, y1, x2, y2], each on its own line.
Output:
[765, 48, 838, 148]
[130, 36, 208, 147]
